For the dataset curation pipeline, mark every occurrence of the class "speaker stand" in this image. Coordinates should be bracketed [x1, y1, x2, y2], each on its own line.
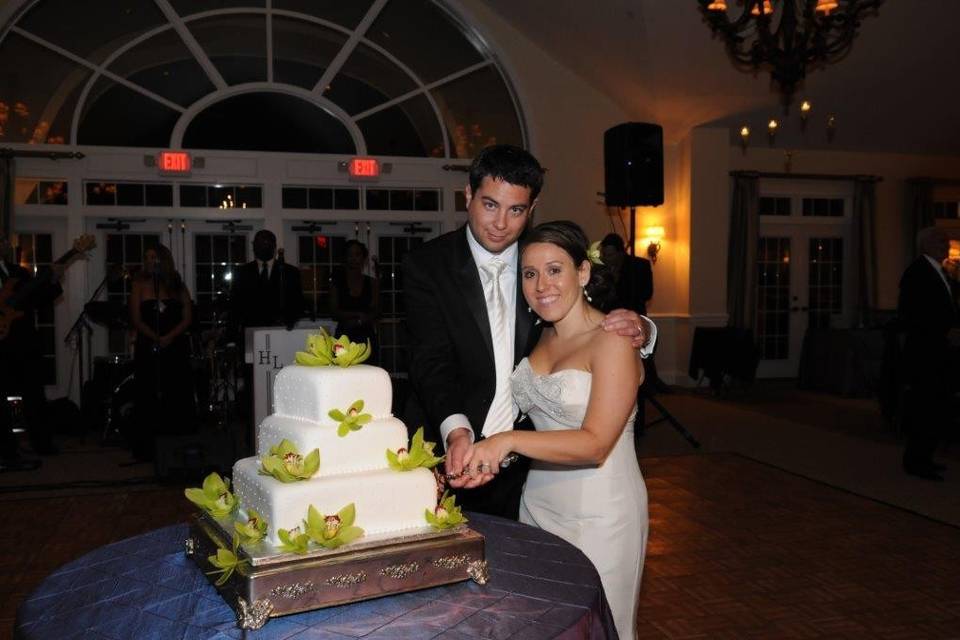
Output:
[638, 387, 701, 449]
[628, 206, 637, 256]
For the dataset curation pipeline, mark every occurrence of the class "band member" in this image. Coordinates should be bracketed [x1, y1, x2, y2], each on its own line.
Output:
[229, 229, 304, 345]
[0, 233, 63, 469]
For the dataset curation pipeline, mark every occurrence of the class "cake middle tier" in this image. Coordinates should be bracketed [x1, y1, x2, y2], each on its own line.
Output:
[232, 457, 438, 547]
[257, 415, 407, 476]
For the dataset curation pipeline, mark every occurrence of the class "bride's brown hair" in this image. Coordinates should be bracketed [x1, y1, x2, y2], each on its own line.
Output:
[521, 221, 615, 311]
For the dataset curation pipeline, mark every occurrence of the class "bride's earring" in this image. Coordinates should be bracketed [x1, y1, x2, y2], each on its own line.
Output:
[583, 287, 592, 303]
[529, 306, 542, 325]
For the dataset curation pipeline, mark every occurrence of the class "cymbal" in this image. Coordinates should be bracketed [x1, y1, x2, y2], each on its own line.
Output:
[84, 300, 128, 328]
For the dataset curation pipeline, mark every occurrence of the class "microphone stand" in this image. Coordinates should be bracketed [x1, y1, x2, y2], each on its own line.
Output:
[64, 270, 114, 407]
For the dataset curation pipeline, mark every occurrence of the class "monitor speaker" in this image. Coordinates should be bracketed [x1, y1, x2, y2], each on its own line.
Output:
[604, 122, 664, 207]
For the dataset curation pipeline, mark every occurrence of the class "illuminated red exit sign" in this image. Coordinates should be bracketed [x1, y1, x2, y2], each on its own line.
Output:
[157, 151, 192, 175]
[348, 157, 380, 179]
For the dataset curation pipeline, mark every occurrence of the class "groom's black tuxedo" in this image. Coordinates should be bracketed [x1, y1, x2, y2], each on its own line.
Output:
[403, 227, 539, 519]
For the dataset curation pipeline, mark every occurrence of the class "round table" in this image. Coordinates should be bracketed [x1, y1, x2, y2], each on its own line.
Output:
[16, 513, 616, 639]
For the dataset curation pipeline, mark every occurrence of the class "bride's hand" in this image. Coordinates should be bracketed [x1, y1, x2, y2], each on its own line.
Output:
[461, 434, 511, 489]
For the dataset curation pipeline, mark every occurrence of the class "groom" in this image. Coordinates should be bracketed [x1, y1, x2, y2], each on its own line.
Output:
[403, 145, 654, 520]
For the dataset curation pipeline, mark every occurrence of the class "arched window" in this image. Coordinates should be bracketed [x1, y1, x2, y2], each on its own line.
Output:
[0, 0, 525, 157]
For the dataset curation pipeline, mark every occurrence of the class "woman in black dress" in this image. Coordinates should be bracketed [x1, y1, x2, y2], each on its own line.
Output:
[129, 244, 195, 460]
[331, 240, 380, 361]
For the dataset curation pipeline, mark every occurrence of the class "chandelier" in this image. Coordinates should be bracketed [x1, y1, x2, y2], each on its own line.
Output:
[697, 0, 883, 107]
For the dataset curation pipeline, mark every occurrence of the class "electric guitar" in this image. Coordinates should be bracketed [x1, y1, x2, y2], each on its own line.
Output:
[0, 234, 96, 340]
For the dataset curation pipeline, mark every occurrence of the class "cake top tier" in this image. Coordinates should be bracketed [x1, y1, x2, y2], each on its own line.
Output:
[273, 364, 393, 423]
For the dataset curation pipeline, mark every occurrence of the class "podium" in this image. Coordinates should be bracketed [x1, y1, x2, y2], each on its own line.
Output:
[245, 321, 337, 433]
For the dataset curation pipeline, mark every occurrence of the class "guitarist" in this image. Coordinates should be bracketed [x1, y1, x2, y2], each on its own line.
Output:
[0, 232, 65, 469]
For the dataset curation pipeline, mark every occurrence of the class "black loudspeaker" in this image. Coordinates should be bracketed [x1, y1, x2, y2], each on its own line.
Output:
[604, 122, 664, 207]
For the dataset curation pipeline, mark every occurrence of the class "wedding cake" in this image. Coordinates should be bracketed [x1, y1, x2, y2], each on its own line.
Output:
[184, 332, 480, 630]
[232, 362, 439, 547]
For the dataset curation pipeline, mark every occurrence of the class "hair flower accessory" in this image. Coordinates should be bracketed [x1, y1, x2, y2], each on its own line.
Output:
[586, 240, 604, 265]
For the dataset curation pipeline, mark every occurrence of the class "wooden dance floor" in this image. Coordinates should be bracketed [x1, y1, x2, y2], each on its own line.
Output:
[2, 453, 959, 639]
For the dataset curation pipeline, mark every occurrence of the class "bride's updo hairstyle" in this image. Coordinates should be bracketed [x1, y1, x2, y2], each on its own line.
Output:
[521, 220, 616, 311]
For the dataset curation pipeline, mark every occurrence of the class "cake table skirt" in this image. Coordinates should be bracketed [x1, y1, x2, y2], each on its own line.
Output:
[16, 513, 617, 639]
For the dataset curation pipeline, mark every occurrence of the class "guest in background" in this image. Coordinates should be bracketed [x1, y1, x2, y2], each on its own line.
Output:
[601, 233, 664, 446]
[331, 240, 379, 360]
[129, 244, 196, 461]
[897, 226, 959, 481]
[600, 233, 653, 316]
[0, 232, 63, 468]
[229, 229, 304, 346]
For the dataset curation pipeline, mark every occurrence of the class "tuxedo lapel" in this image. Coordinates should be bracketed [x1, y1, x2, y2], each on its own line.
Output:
[452, 229, 495, 362]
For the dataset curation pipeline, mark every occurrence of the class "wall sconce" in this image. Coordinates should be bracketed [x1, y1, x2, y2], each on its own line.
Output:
[767, 118, 778, 145]
[740, 125, 750, 153]
[642, 226, 664, 263]
[799, 100, 811, 131]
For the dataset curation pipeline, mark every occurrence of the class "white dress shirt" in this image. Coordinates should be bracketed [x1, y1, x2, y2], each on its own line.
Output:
[439, 227, 518, 448]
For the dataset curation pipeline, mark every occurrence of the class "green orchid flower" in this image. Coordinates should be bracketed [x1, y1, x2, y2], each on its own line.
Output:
[294, 328, 372, 367]
[425, 492, 468, 530]
[304, 503, 364, 549]
[207, 534, 248, 586]
[329, 400, 372, 437]
[184, 472, 239, 518]
[234, 509, 268, 544]
[386, 427, 444, 471]
[277, 526, 311, 554]
[259, 439, 320, 482]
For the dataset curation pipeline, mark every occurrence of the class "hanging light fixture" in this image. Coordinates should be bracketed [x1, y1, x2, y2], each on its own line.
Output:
[697, 0, 884, 107]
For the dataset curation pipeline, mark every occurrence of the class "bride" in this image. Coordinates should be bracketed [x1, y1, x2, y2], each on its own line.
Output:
[464, 220, 648, 640]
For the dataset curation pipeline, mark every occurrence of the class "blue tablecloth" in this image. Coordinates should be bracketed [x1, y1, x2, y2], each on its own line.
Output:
[16, 513, 616, 639]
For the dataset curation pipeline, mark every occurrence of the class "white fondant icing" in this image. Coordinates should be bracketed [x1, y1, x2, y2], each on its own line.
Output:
[273, 364, 392, 423]
[232, 457, 438, 546]
[256, 415, 407, 476]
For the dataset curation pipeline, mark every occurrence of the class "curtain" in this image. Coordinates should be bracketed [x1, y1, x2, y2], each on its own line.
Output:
[904, 178, 934, 260]
[0, 156, 12, 238]
[852, 177, 878, 326]
[726, 172, 759, 330]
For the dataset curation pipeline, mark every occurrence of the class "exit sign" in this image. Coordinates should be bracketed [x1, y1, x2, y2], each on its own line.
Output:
[157, 151, 192, 175]
[348, 157, 380, 179]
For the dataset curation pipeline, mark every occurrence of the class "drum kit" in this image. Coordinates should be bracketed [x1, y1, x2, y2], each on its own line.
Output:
[84, 295, 241, 442]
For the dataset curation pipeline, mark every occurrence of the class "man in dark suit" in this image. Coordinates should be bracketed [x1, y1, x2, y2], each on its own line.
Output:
[403, 145, 655, 519]
[0, 232, 63, 469]
[600, 233, 653, 316]
[229, 229, 304, 341]
[897, 226, 959, 481]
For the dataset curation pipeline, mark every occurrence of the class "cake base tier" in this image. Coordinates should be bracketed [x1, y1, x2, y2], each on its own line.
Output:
[187, 513, 486, 630]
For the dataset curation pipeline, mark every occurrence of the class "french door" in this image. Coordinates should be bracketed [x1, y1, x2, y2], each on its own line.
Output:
[283, 219, 439, 377]
[754, 185, 855, 378]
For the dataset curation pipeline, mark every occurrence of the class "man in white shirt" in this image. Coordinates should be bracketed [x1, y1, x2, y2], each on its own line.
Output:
[403, 145, 655, 518]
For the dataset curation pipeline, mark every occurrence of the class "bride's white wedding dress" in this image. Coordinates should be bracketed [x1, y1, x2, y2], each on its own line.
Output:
[512, 357, 648, 640]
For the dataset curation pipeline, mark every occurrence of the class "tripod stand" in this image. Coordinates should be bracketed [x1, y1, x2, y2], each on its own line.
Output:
[637, 385, 700, 449]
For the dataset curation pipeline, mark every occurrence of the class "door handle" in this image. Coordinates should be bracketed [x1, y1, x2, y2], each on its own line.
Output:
[790, 306, 809, 312]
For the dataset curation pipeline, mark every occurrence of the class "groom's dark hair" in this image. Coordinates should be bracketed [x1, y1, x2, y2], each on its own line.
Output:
[468, 145, 545, 200]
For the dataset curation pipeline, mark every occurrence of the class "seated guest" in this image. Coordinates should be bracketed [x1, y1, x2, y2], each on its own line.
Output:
[897, 226, 959, 481]
[331, 240, 379, 361]
[129, 244, 196, 461]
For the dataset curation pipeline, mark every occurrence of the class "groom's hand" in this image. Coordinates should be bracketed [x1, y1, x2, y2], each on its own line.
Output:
[445, 429, 472, 488]
[602, 309, 650, 349]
